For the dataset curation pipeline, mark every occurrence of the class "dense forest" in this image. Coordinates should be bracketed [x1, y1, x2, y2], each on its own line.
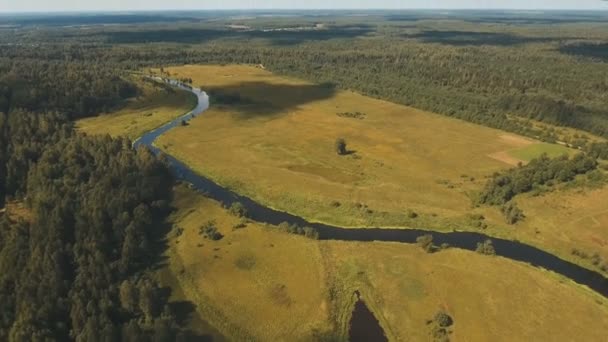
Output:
[2, 11, 608, 140]
[0, 48, 199, 339]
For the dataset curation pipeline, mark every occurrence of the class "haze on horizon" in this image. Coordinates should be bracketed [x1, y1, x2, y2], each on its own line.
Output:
[1, 0, 607, 13]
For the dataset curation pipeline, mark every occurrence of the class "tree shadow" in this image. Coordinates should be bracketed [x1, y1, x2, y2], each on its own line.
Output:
[559, 42, 608, 62]
[403, 30, 554, 46]
[103, 25, 373, 46]
[206, 81, 337, 119]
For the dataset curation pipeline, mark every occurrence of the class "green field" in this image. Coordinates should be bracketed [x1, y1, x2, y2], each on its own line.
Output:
[508, 142, 573, 162]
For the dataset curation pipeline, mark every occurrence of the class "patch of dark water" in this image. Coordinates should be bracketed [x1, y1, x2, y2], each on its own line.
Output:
[348, 291, 388, 342]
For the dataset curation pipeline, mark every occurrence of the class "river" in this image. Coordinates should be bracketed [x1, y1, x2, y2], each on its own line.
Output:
[134, 78, 608, 302]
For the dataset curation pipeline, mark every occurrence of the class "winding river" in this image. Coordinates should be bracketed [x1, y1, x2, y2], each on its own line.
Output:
[134, 78, 608, 299]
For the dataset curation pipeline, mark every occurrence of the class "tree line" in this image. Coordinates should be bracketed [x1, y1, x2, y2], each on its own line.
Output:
[478, 153, 598, 206]
[3, 18, 608, 140]
[0, 65, 199, 340]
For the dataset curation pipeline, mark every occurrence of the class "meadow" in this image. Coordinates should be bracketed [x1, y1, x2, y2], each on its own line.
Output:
[157, 64, 569, 228]
[164, 186, 608, 341]
[154, 64, 608, 274]
[163, 185, 332, 341]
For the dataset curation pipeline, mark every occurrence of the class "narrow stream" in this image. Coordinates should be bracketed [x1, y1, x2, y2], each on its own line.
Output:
[134, 78, 608, 303]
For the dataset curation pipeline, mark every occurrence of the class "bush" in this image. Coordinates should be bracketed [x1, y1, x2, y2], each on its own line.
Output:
[416, 234, 435, 253]
[434, 311, 453, 328]
[228, 202, 248, 218]
[475, 239, 496, 255]
[428, 310, 454, 342]
[303, 226, 320, 240]
[335, 138, 347, 155]
[199, 220, 223, 241]
[277, 222, 319, 239]
[501, 201, 525, 224]
[407, 209, 418, 218]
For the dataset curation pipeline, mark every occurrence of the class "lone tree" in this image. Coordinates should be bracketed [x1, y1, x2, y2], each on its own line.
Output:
[335, 138, 347, 155]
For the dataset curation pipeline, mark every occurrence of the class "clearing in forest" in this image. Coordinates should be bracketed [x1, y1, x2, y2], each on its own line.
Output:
[156, 65, 608, 273]
[157, 65, 568, 228]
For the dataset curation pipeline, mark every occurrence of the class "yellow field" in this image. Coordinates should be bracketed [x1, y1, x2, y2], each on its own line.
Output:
[153, 65, 608, 272]
[158, 65, 567, 228]
[163, 186, 608, 341]
[77, 79, 196, 140]
[163, 185, 331, 341]
[324, 241, 608, 342]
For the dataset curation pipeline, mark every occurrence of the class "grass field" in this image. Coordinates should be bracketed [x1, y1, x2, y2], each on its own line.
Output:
[163, 186, 608, 341]
[77, 79, 197, 140]
[324, 241, 608, 342]
[158, 64, 573, 228]
[153, 65, 608, 273]
[162, 185, 331, 341]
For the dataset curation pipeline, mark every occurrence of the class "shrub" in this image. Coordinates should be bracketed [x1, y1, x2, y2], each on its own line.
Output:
[335, 138, 347, 155]
[199, 220, 223, 241]
[228, 202, 248, 218]
[303, 226, 320, 240]
[416, 234, 435, 253]
[434, 311, 453, 328]
[407, 209, 418, 219]
[475, 239, 496, 255]
[428, 311, 454, 342]
[278, 222, 319, 239]
[501, 201, 525, 224]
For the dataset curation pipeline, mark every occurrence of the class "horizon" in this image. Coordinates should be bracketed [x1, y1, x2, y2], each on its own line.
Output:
[2, 0, 607, 13]
[3, 8, 608, 15]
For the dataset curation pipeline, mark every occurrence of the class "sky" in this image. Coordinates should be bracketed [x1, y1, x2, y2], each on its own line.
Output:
[1, 0, 607, 13]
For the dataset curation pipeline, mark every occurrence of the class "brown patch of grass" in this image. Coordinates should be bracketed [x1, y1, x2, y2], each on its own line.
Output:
[487, 151, 525, 166]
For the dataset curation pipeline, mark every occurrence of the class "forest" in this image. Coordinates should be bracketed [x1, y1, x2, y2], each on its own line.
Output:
[0, 46, 198, 340]
[2, 11, 608, 141]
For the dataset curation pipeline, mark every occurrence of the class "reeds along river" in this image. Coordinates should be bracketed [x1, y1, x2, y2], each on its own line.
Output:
[135, 78, 608, 300]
